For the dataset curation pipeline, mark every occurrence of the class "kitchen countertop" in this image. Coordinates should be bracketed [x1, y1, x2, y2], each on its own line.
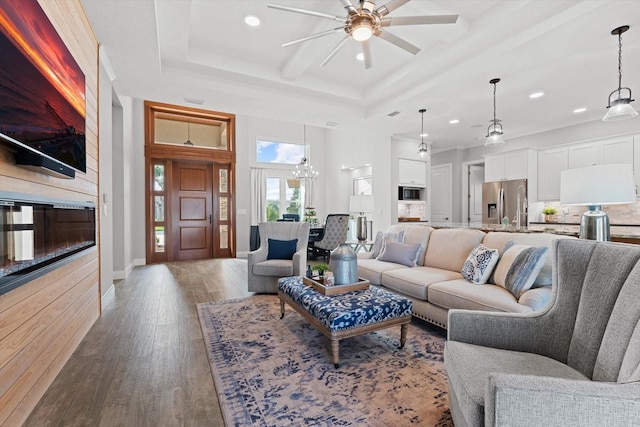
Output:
[425, 222, 640, 240]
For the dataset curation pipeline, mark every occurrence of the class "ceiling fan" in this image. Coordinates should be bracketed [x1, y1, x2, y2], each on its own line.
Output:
[268, 0, 458, 69]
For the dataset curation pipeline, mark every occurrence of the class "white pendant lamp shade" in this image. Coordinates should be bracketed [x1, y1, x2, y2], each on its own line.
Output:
[560, 163, 636, 206]
[603, 25, 638, 121]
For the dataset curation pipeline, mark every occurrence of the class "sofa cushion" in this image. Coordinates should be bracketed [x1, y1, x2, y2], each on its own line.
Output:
[382, 267, 463, 300]
[267, 238, 298, 260]
[494, 243, 548, 298]
[377, 240, 422, 267]
[424, 229, 486, 272]
[252, 259, 294, 277]
[482, 232, 575, 286]
[428, 279, 531, 313]
[461, 244, 500, 284]
[444, 341, 590, 427]
[371, 230, 404, 258]
[357, 258, 407, 285]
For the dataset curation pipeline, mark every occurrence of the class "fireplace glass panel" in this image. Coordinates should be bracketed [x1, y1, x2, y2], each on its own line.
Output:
[0, 198, 96, 295]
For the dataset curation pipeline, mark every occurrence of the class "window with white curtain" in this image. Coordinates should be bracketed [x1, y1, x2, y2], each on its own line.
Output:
[265, 174, 306, 221]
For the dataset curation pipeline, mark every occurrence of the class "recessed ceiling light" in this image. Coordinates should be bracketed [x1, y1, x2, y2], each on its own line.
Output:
[449, 119, 460, 124]
[356, 53, 364, 61]
[244, 15, 260, 27]
[573, 107, 587, 113]
[420, 133, 429, 137]
[529, 92, 544, 99]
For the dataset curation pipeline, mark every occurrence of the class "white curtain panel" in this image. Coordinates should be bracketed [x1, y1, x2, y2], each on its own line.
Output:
[250, 168, 266, 225]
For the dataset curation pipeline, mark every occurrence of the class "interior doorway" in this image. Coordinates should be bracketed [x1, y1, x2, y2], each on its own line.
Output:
[429, 163, 452, 223]
[462, 160, 485, 224]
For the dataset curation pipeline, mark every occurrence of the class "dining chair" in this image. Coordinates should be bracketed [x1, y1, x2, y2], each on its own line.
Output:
[309, 214, 349, 260]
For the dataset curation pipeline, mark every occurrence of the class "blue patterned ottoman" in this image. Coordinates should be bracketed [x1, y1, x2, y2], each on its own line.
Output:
[277, 276, 412, 367]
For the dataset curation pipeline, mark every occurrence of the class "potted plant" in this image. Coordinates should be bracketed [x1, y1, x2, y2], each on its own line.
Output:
[314, 263, 330, 278]
[543, 207, 558, 223]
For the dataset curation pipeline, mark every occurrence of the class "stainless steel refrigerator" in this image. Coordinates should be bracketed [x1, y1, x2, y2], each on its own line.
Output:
[482, 179, 528, 226]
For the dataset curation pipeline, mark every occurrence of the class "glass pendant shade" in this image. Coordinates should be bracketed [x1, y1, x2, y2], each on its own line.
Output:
[603, 90, 638, 121]
[485, 78, 505, 147]
[417, 143, 429, 158]
[292, 125, 318, 180]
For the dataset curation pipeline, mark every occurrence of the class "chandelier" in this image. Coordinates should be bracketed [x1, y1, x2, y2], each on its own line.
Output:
[292, 125, 318, 180]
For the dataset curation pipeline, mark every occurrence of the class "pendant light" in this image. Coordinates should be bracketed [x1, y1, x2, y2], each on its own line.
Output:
[603, 25, 638, 121]
[485, 78, 505, 146]
[183, 121, 194, 146]
[292, 124, 319, 180]
[417, 108, 429, 158]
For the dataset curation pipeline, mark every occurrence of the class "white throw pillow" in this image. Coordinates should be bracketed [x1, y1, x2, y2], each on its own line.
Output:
[461, 244, 500, 284]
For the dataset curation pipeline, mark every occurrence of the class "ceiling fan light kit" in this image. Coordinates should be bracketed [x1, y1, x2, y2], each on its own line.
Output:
[269, 0, 458, 69]
[603, 25, 638, 121]
[485, 78, 506, 147]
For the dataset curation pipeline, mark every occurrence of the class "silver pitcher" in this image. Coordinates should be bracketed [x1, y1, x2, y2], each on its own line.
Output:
[330, 243, 358, 285]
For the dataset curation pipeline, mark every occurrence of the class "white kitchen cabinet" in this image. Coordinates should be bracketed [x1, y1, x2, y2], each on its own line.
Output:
[537, 147, 568, 201]
[634, 135, 640, 196]
[568, 143, 598, 168]
[398, 158, 427, 187]
[600, 137, 634, 165]
[483, 149, 530, 182]
[568, 136, 633, 168]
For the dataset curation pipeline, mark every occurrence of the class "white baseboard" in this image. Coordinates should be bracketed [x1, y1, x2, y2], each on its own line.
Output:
[101, 283, 115, 310]
[113, 258, 146, 280]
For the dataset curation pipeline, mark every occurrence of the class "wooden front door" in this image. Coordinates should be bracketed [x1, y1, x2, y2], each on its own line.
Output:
[171, 162, 213, 260]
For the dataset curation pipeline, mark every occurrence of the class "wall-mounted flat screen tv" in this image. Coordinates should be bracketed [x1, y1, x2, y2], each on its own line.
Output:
[0, 0, 86, 173]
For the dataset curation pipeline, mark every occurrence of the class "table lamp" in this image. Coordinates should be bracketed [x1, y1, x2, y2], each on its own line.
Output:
[560, 163, 636, 241]
[349, 195, 374, 242]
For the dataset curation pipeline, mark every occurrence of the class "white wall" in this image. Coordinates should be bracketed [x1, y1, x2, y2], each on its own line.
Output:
[98, 56, 113, 300]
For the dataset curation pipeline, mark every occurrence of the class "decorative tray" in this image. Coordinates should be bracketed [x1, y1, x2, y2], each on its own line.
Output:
[302, 276, 370, 295]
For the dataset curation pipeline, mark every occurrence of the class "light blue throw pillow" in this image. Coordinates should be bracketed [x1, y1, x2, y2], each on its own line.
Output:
[461, 244, 500, 284]
[377, 240, 422, 267]
[371, 231, 404, 258]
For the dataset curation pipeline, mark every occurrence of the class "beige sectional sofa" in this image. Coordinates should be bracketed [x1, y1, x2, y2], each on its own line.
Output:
[357, 224, 575, 328]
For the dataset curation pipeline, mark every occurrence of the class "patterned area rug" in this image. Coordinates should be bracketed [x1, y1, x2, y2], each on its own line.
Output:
[197, 295, 453, 427]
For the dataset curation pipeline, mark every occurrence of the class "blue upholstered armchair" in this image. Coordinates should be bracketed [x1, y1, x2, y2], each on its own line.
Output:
[445, 239, 640, 427]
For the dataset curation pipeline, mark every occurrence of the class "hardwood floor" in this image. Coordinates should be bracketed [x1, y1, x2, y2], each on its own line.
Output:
[24, 258, 252, 427]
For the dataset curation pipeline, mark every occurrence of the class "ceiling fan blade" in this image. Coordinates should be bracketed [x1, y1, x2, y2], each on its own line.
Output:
[338, 0, 358, 15]
[362, 40, 373, 69]
[375, 0, 410, 17]
[376, 30, 420, 54]
[282, 27, 344, 47]
[320, 35, 350, 67]
[381, 15, 459, 26]
[268, 4, 346, 23]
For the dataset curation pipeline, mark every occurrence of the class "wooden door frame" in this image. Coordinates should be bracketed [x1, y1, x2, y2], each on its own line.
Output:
[144, 101, 236, 263]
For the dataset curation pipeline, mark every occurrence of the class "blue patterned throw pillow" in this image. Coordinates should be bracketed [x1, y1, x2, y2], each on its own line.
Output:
[267, 238, 298, 260]
[461, 244, 500, 284]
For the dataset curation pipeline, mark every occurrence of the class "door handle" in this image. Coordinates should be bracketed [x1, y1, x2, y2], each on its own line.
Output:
[209, 214, 212, 224]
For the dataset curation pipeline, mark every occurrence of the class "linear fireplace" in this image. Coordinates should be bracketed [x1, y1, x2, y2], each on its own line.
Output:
[0, 192, 96, 296]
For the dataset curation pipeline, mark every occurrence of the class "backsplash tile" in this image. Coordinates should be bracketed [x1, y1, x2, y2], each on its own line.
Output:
[538, 200, 640, 225]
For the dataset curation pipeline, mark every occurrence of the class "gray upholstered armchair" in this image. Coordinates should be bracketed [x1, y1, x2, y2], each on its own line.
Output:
[445, 239, 640, 427]
[247, 221, 310, 293]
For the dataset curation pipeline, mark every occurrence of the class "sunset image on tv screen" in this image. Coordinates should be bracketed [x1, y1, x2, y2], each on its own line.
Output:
[0, 0, 86, 172]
